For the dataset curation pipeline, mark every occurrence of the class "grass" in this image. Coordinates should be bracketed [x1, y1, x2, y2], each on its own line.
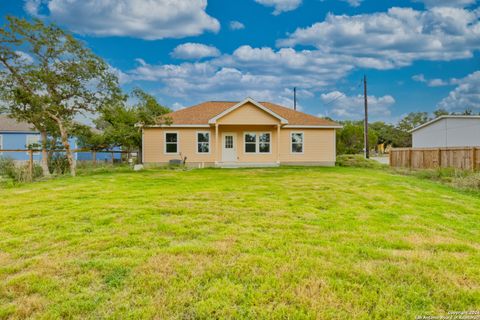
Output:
[0, 166, 479, 319]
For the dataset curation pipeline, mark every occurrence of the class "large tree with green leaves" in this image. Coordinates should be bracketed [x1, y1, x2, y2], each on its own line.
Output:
[95, 88, 170, 160]
[336, 121, 378, 155]
[0, 16, 122, 176]
[397, 112, 430, 132]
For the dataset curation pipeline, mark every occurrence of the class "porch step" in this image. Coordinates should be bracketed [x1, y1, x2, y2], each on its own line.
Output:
[217, 162, 280, 168]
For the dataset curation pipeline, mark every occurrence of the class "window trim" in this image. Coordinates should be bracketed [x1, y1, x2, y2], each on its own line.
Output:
[243, 131, 272, 154]
[290, 132, 304, 154]
[196, 131, 211, 154]
[0, 134, 3, 155]
[164, 131, 179, 155]
[25, 134, 40, 155]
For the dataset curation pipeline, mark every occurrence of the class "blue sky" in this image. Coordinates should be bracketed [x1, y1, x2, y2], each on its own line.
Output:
[1, 0, 479, 123]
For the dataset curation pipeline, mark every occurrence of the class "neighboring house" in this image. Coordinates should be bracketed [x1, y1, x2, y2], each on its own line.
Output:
[0, 114, 119, 162]
[410, 115, 480, 148]
[142, 98, 342, 167]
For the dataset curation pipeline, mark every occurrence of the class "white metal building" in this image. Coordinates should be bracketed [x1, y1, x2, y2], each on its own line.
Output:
[410, 116, 480, 148]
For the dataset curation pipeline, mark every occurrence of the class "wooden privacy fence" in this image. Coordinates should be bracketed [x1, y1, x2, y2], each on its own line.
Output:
[390, 147, 480, 171]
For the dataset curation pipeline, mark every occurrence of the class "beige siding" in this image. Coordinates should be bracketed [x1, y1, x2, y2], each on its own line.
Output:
[279, 129, 336, 163]
[217, 102, 280, 125]
[144, 126, 336, 165]
[143, 128, 216, 164]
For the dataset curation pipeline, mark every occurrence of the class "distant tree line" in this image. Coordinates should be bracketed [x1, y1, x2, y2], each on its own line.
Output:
[336, 108, 477, 155]
[0, 16, 171, 176]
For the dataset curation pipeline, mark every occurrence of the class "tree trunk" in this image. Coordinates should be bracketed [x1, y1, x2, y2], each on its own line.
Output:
[40, 130, 51, 177]
[55, 118, 76, 176]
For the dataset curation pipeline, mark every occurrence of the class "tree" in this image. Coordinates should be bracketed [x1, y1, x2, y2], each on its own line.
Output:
[95, 88, 170, 160]
[370, 121, 411, 148]
[433, 108, 449, 118]
[0, 16, 122, 176]
[397, 112, 430, 132]
[336, 121, 377, 155]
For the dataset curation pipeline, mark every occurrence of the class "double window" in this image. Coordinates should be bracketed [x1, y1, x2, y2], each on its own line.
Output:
[291, 132, 304, 153]
[197, 132, 210, 153]
[244, 132, 271, 154]
[165, 132, 178, 154]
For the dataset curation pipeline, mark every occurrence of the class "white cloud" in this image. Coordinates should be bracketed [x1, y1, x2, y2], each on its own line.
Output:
[171, 43, 220, 60]
[415, 0, 477, 8]
[437, 71, 480, 111]
[342, 0, 362, 7]
[172, 102, 185, 110]
[277, 7, 480, 69]
[24, 0, 220, 40]
[320, 91, 395, 119]
[412, 74, 454, 87]
[230, 21, 245, 30]
[254, 0, 302, 15]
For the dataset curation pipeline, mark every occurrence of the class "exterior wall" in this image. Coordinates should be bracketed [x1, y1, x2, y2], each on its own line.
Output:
[280, 128, 336, 164]
[143, 126, 337, 166]
[0, 132, 109, 161]
[412, 118, 480, 148]
[143, 127, 217, 164]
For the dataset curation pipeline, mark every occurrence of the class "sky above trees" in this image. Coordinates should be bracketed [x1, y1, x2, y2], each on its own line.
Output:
[1, 0, 479, 123]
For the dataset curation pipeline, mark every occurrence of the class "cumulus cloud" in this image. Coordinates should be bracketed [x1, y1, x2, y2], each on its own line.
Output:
[412, 74, 452, 87]
[277, 7, 480, 69]
[415, 0, 477, 8]
[24, 0, 220, 40]
[437, 71, 480, 111]
[230, 21, 245, 30]
[254, 0, 302, 15]
[171, 43, 221, 60]
[320, 91, 395, 119]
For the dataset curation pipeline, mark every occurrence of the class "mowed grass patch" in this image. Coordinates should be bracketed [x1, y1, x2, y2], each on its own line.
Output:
[0, 166, 479, 319]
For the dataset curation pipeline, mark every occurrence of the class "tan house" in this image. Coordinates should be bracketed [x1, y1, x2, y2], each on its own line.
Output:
[141, 98, 341, 167]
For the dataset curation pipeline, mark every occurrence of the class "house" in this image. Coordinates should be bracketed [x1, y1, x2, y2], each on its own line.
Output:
[141, 98, 342, 167]
[0, 114, 119, 162]
[410, 115, 480, 148]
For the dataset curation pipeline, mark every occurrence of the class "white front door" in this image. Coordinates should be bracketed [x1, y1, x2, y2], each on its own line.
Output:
[222, 133, 237, 162]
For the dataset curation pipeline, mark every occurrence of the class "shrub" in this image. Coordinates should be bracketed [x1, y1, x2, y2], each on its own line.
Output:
[0, 157, 43, 184]
[336, 154, 385, 169]
[48, 153, 70, 175]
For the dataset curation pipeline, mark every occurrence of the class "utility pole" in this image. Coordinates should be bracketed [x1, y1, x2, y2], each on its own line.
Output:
[294, 87, 297, 111]
[364, 75, 369, 159]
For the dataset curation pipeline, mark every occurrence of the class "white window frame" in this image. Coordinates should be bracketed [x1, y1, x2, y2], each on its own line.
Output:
[243, 132, 272, 154]
[291, 132, 304, 154]
[196, 131, 210, 154]
[0, 135, 3, 155]
[25, 134, 40, 155]
[164, 131, 179, 155]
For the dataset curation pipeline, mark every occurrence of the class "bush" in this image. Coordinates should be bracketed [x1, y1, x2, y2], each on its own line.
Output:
[336, 154, 385, 169]
[48, 153, 70, 175]
[0, 157, 43, 184]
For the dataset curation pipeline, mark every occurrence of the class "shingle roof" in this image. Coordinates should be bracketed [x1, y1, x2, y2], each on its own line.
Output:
[0, 114, 37, 132]
[159, 100, 340, 127]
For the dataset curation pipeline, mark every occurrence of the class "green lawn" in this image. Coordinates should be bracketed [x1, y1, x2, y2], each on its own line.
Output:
[0, 167, 479, 319]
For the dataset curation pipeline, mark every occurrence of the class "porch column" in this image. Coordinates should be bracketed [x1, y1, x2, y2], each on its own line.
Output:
[277, 124, 281, 164]
[215, 123, 219, 165]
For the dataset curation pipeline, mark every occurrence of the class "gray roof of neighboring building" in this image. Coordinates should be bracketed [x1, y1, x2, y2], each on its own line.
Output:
[409, 115, 480, 133]
[0, 114, 38, 133]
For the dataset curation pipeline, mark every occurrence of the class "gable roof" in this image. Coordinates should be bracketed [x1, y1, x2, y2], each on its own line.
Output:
[155, 99, 341, 128]
[409, 115, 480, 133]
[0, 114, 38, 133]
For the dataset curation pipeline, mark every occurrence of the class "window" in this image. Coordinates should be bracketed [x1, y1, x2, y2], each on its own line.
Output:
[0, 135, 3, 155]
[245, 133, 256, 153]
[291, 132, 304, 153]
[165, 132, 178, 154]
[225, 136, 233, 149]
[197, 132, 210, 153]
[244, 132, 270, 154]
[26, 134, 40, 155]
